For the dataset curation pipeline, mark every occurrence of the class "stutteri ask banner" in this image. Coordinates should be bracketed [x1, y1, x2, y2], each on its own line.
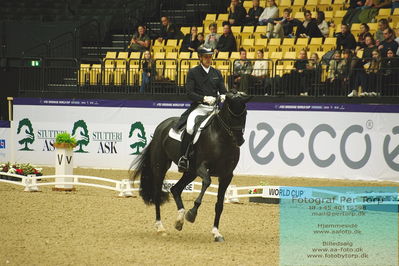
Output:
[12, 98, 399, 182]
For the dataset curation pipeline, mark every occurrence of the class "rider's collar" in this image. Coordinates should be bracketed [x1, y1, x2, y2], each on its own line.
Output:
[201, 64, 210, 73]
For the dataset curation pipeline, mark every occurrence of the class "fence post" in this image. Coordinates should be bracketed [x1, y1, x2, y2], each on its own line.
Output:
[118, 179, 134, 197]
[23, 175, 40, 192]
[225, 184, 239, 203]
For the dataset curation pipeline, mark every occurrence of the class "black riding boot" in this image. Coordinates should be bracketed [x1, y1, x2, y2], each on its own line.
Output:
[177, 131, 193, 172]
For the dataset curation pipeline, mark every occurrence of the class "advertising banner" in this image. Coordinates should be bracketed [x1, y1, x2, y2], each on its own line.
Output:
[12, 98, 399, 182]
[0, 120, 11, 162]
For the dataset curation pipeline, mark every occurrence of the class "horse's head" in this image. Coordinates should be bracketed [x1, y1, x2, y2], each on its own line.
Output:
[224, 90, 252, 115]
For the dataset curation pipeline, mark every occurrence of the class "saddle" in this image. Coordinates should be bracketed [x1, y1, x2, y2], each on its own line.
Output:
[169, 110, 217, 144]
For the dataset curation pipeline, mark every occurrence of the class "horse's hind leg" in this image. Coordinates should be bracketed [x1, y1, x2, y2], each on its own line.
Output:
[171, 170, 196, 231]
[153, 159, 171, 235]
[185, 163, 211, 223]
[211, 173, 233, 242]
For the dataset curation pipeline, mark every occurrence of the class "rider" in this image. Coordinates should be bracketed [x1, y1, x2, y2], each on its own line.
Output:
[175, 46, 227, 172]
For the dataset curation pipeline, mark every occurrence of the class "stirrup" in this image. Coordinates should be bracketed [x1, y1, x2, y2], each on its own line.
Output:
[177, 156, 189, 173]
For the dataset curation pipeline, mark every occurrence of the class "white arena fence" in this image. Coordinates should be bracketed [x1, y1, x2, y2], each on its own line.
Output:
[0, 173, 397, 207]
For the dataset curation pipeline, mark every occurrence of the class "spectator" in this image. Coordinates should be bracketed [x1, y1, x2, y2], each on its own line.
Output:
[381, 48, 399, 96]
[293, 50, 310, 95]
[356, 23, 372, 49]
[327, 50, 344, 95]
[157, 16, 178, 43]
[128, 25, 150, 52]
[251, 49, 271, 94]
[204, 23, 221, 49]
[349, 0, 366, 8]
[228, 0, 247, 26]
[267, 8, 301, 38]
[306, 53, 322, 95]
[342, 49, 362, 97]
[180, 26, 201, 52]
[246, 0, 264, 26]
[296, 10, 323, 38]
[378, 28, 399, 57]
[233, 48, 253, 93]
[336, 24, 357, 51]
[259, 0, 279, 28]
[362, 35, 377, 59]
[197, 33, 205, 47]
[362, 49, 382, 96]
[316, 11, 329, 38]
[375, 19, 389, 45]
[215, 24, 237, 53]
[140, 51, 155, 93]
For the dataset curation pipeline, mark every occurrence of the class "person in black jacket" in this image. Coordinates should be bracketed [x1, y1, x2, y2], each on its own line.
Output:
[175, 46, 227, 172]
[228, 0, 247, 26]
[180, 26, 201, 52]
[215, 24, 237, 53]
[336, 24, 357, 51]
[296, 10, 323, 38]
[246, 0, 264, 26]
[157, 16, 179, 43]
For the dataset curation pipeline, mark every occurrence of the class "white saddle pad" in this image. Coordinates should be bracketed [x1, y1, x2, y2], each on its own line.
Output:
[169, 112, 216, 144]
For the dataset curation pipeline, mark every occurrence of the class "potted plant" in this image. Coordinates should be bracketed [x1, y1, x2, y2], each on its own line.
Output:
[53, 132, 77, 191]
[53, 132, 77, 149]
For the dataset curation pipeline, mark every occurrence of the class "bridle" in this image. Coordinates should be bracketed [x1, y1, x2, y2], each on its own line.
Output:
[216, 100, 247, 144]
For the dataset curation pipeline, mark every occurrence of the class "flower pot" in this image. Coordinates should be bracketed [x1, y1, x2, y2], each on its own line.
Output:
[53, 146, 75, 191]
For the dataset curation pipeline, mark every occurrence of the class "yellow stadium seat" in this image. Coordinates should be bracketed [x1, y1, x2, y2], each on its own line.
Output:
[323, 37, 337, 51]
[243, 1, 253, 8]
[242, 38, 255, 51]
[129, 52, 142, 59]
[230, 51, 240, 64]
[283, 51, 297, 59]
[197, 27, 203, 33]
[79, 64, 91, 85]
[231, 26, 242, 35]
[103, 52, 116, 85]
[114, 52, 128, 85]
[281, 38, 295, 52]
[217, 13, 229, 21]
[294, 12, 305, 20]
[267, 38, 281, 52]
[254, 38, 268, 51]
[377, 8, 391, 17]
[241, 26, 255, 39]
[178, 52, 191, 60]
[89, 64, 102, 85]
[217, 51, 230, 59]
[247, 51, 255, 59]
[166, 52, 178, 60]
[205, 14, 217, 21]
[309, 37, 323, 51]
[128, 60, 141, 86]
[318, 0, 332, 11]
[334, 10, 346, 18]
[104, 51, 117, 59]
[351, 23, 361, 31]
[306, 0, 319, 11]
[253, 26, 267, 39]
[180, 27, 190, 35]
[279, 0, 291, 7]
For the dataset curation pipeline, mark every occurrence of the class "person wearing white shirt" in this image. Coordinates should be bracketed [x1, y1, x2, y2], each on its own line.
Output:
[258, 0, 279, 26]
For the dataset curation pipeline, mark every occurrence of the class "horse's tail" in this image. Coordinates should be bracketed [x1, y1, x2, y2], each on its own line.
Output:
[130, 141, 169, 205]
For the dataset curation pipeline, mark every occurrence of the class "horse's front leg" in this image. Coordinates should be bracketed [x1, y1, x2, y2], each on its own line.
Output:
[185, 163, 211, 223]
[170, 170, 197, 231]
[211, 173, 233, 242]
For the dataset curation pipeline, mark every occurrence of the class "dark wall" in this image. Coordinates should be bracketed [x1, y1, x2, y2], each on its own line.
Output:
[4, 21, 77, 57]
[0, 66, 18, 120]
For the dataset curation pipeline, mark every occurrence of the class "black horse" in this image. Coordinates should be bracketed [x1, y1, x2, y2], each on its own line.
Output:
[131, 91, 251, 242]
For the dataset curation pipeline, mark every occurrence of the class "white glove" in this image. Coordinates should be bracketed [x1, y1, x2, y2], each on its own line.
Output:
[203, 96, 216, 105]
[220, 95, 226, 103]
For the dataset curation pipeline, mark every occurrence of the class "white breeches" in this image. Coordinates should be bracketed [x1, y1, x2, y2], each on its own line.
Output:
[186, 104, 214, 135]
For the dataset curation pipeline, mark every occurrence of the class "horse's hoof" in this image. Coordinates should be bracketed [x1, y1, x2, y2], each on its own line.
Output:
[175, 220, 184, 231]
[214, 236, 225, 242]
[185, 209, 197, 223]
